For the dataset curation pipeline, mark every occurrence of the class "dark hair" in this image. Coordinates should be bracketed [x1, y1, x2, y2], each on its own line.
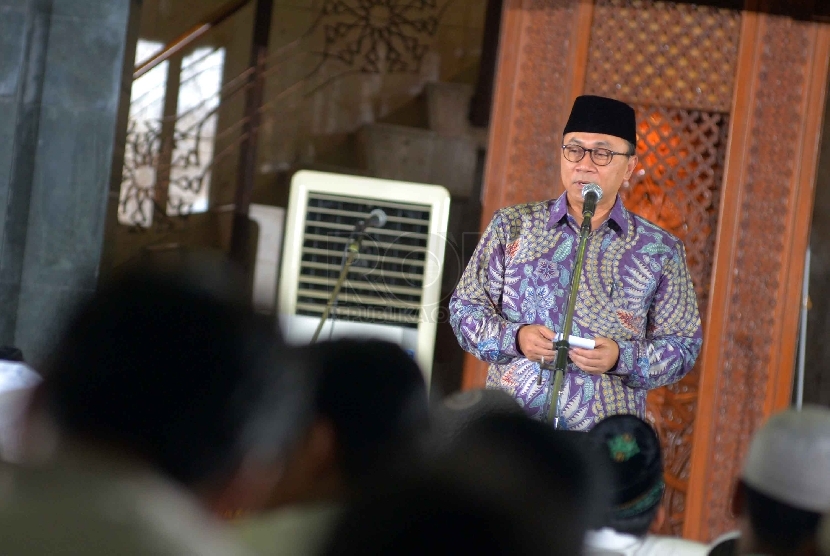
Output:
[304, 339, 428, 485]
[742, 480, 822, 551]
[607, 504, 660, 537]
[707, 536, 738, 556]
[322, 475, 554, 556]
[40, 257, 310, 488]
[0, 346, 24, 362]
[429, 388, 525, 451]
[441, 414, 609, 551]
[625, 140, 637, 156]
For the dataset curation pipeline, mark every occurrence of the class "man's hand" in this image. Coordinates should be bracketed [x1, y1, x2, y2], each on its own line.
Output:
[569, 336, 619, 375]
[517, 325, 557, 363]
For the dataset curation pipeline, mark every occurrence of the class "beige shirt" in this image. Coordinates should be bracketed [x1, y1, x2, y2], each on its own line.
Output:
[0, 455, 250, 555]
[236, 503, 342, 556]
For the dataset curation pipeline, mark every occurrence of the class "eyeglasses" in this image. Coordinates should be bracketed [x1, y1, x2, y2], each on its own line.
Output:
[562, 144, 631, 166]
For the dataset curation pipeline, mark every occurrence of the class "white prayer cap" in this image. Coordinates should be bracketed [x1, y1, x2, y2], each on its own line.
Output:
[741, 405, 830, 513]
[0, 360, 40, 394]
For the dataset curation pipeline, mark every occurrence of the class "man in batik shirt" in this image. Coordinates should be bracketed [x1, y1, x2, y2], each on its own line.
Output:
[450, 95, 702, 430]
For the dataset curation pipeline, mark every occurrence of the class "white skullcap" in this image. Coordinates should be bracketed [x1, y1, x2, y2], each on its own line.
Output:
[0, 360, 40, 394]
[741, 405, 830, 513]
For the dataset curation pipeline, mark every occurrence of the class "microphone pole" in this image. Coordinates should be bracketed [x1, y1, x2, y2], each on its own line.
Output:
[541, 183, 602, 428]
[310, 209, 387, 344]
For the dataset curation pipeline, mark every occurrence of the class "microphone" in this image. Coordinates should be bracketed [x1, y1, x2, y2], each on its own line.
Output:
[353, 208, 388, 234]
[581, 183, 603, 218]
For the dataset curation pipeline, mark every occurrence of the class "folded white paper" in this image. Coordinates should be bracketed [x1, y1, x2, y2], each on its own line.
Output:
[553, 333, 595, 350]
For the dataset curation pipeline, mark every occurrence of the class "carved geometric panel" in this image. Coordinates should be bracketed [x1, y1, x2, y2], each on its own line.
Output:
[620, 106, 729, 536]
[622, 107, 728, 316]
[585, 0, 741, 112]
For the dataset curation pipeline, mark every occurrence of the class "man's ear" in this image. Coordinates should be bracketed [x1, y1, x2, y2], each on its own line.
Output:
[624, 155, 638, 181]
[305, 418, 338, 473]
[263, 417, 341, 511]
[204, 455, 285, 519]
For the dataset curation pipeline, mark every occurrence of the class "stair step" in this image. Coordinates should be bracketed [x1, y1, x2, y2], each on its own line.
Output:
[426, 82, 473, 137]
[425, 82, 488, 148]
[357, 123, 477, 199]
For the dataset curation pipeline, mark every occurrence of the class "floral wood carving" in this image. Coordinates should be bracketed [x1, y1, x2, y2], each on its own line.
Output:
[622, 107, 728, 316]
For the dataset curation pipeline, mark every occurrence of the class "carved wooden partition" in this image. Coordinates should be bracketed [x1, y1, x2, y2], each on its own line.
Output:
[685, 8, 830, 539]
[463, 0, 830, 540]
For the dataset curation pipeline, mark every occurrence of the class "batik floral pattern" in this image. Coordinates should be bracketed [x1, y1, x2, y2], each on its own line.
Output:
[450, 193, 702, 429]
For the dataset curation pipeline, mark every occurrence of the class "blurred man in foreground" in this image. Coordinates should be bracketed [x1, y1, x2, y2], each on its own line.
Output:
[237, 339, 429, 556]
[0, 256, 310, 555]
[320, 413, 606, 556]
[731, 406, 830, 556]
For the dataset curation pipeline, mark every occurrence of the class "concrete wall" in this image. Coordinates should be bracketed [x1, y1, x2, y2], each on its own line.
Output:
[0, 0, 135, 363]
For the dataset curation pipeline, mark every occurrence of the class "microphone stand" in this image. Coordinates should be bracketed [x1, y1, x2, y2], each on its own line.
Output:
[540, 206, 594, 428]
[310, 231, 365, 344]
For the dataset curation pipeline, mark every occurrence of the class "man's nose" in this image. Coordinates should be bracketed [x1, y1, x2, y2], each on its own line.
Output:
[575, 156, 597, 172]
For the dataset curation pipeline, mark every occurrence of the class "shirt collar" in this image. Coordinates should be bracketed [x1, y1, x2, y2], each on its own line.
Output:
[548, 191, 629, 236]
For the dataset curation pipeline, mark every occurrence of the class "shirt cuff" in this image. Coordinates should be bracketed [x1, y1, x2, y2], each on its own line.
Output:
[500, 322, 525, 359]
[608, 339, 634, 376]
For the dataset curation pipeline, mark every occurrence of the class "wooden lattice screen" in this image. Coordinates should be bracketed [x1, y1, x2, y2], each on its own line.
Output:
[624, 106, 729, 534]
[584, 0, 741, 112]
[583, 0, 740, 535]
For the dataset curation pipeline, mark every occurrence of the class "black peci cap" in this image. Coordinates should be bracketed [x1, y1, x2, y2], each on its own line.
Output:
[563, 95, 637, 146]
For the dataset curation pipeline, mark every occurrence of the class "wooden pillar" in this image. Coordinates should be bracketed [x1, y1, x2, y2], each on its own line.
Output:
[684, 8, 830, 541]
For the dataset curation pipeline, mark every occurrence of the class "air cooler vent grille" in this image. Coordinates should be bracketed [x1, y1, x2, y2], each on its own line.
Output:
[296, 193, 432, 328]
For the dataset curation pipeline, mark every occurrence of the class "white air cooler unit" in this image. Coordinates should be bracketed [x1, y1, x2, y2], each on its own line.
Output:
[277, 170, 451, 383]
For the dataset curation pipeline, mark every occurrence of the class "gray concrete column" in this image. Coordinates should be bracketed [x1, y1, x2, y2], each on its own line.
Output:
[0, 0, 137, 362]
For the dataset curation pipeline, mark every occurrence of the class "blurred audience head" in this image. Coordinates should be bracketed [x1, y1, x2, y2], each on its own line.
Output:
[321, 473, 561, 556]
[0, 346, 24, 362]
[732, 406, 830, 556]
[29, 252, 310, 514]
[587, 414, 665, 536]
[265, 338, 428, 509]
[448, 413, 605, 553]
[322, 412, 605, 556]
[429, 388, 525, 450]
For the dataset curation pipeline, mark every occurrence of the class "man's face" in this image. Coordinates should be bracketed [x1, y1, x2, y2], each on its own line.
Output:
[560, 132, 638, 210]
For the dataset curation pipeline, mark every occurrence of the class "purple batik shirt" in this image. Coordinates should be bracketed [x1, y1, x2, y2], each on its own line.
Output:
[450, 193, 702, 430]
